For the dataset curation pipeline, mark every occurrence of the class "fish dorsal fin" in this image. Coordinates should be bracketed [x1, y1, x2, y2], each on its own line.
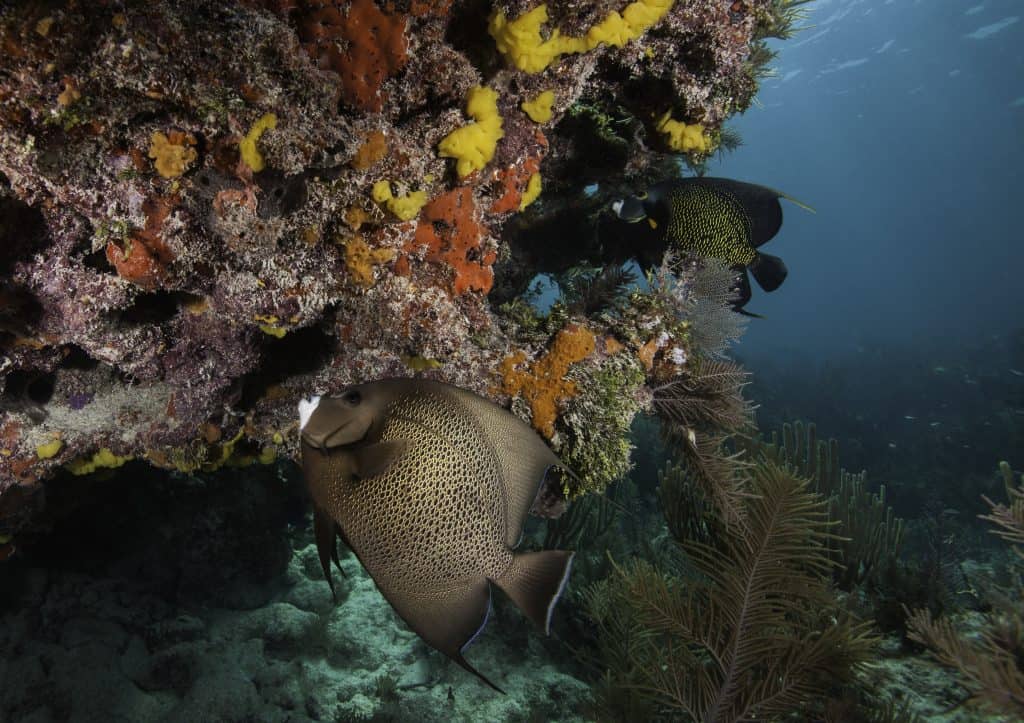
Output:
[777, 191, 815, 214]
[351, 439, 407, 479]
[445, 386, 564, 549]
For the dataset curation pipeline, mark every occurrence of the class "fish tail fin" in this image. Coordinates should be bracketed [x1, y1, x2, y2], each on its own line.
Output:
[750, 252, 788, 292]
[494, 550, 574, 635]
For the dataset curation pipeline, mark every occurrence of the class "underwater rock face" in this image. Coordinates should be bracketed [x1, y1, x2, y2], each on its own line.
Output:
[0, 1, 772, 531]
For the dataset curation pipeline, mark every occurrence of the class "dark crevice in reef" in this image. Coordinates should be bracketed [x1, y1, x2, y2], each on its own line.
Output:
[0, 285, 43, 339]
[444, 0, 501, 78]
[81, 247, 113, 273]
[58, 344, 100, 371]
[0, 462, 309, 611]
[490, 194, 663, 305]
[2, 370, 56, 406]
[0, 195, 48, 275]
[118, 290, 186, 326]
[0, 369, 54, 423]
[238, 324, 335, 412]
[25, 373, 55, 405]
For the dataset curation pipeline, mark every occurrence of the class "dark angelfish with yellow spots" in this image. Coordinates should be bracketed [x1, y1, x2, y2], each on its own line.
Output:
[612, 177, 814, 314]
[298, 379, 576, 692]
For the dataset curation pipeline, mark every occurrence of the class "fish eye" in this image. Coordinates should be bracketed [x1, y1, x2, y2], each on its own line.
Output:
[342, 389, 361, 405]
[637, 191, 648, 200]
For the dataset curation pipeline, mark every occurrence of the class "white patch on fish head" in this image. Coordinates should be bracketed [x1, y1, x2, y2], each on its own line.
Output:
[611, 199, 624, 216]
[298, 396, 321, 431]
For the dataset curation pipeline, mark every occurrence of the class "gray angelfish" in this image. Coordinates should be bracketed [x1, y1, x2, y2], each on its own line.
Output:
[298, 379, 575, 692]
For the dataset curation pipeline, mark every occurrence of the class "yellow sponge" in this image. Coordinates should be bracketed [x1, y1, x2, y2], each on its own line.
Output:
[520, 173, 542, 210]
[66, 448, 132, 475]
[438, 86, 505, 178]
[239, 113, 277, 172]
[372, 180, 428, 220]
[521, 90, 555, 123]
[656, 112, 711, 153]
[490, 1, 675, 74]
[36, 439, 62, 459]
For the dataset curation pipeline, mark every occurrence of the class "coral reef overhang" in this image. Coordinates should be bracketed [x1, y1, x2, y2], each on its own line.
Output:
[0, 0, 774, 533]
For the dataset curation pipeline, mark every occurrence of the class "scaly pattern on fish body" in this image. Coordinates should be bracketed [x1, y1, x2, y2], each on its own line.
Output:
[665, 183, 757, 266]
[326, 390, 509, 597]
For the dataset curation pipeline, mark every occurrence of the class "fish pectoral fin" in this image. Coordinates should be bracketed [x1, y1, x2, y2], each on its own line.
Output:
[493, 549, 574, 635]
[352, 439, 407, 479]
[313, 504, 340, 599]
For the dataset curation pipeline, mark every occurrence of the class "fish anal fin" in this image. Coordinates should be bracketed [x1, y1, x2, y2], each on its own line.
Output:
[493, 550, 574, 635]
[352, 439, 407, 479]
[313, 504, 339, 599]
[453, 653, 505, 694]
[376, 575, 501, 691]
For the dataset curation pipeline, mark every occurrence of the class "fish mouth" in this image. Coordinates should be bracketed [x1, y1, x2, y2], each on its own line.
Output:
[298, 395, 371, 451]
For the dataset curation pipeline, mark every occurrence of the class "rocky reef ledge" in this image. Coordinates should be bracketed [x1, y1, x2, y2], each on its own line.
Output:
[0, 1, 783, 537]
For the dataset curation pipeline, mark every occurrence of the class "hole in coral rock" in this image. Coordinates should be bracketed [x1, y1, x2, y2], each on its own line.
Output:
[238, 324, 334, 412]
[4, 462, 307, 603]
[0, 284, 43, 334]
[445, 0, 497, 77]
[26, 374, 55, 405]
[59, 344, 99, 371]
[82, 248, 113, 272]
[118, 290, 182, 325]
[2, 370, 55, 407]
[0, 195, 47, 275]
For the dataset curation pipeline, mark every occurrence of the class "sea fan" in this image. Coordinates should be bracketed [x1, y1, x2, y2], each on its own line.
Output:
[559, 264, 637, 316]
[651, 359, 753, 432]
[588, 461, 876, 722]
[652, 253, 748, 357]
[905, 461, 1024, 716]
[980, 461, 1024, 555]
[905, 608, 1024, 716]
[660, 429, 752, 533]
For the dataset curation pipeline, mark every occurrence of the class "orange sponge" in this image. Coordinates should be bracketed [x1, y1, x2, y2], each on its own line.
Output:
[500, 324, 596, 438]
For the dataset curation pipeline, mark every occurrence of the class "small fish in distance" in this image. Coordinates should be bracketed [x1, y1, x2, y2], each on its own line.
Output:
[298, 379, 576, 692]
[612, 177, 814, 315]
